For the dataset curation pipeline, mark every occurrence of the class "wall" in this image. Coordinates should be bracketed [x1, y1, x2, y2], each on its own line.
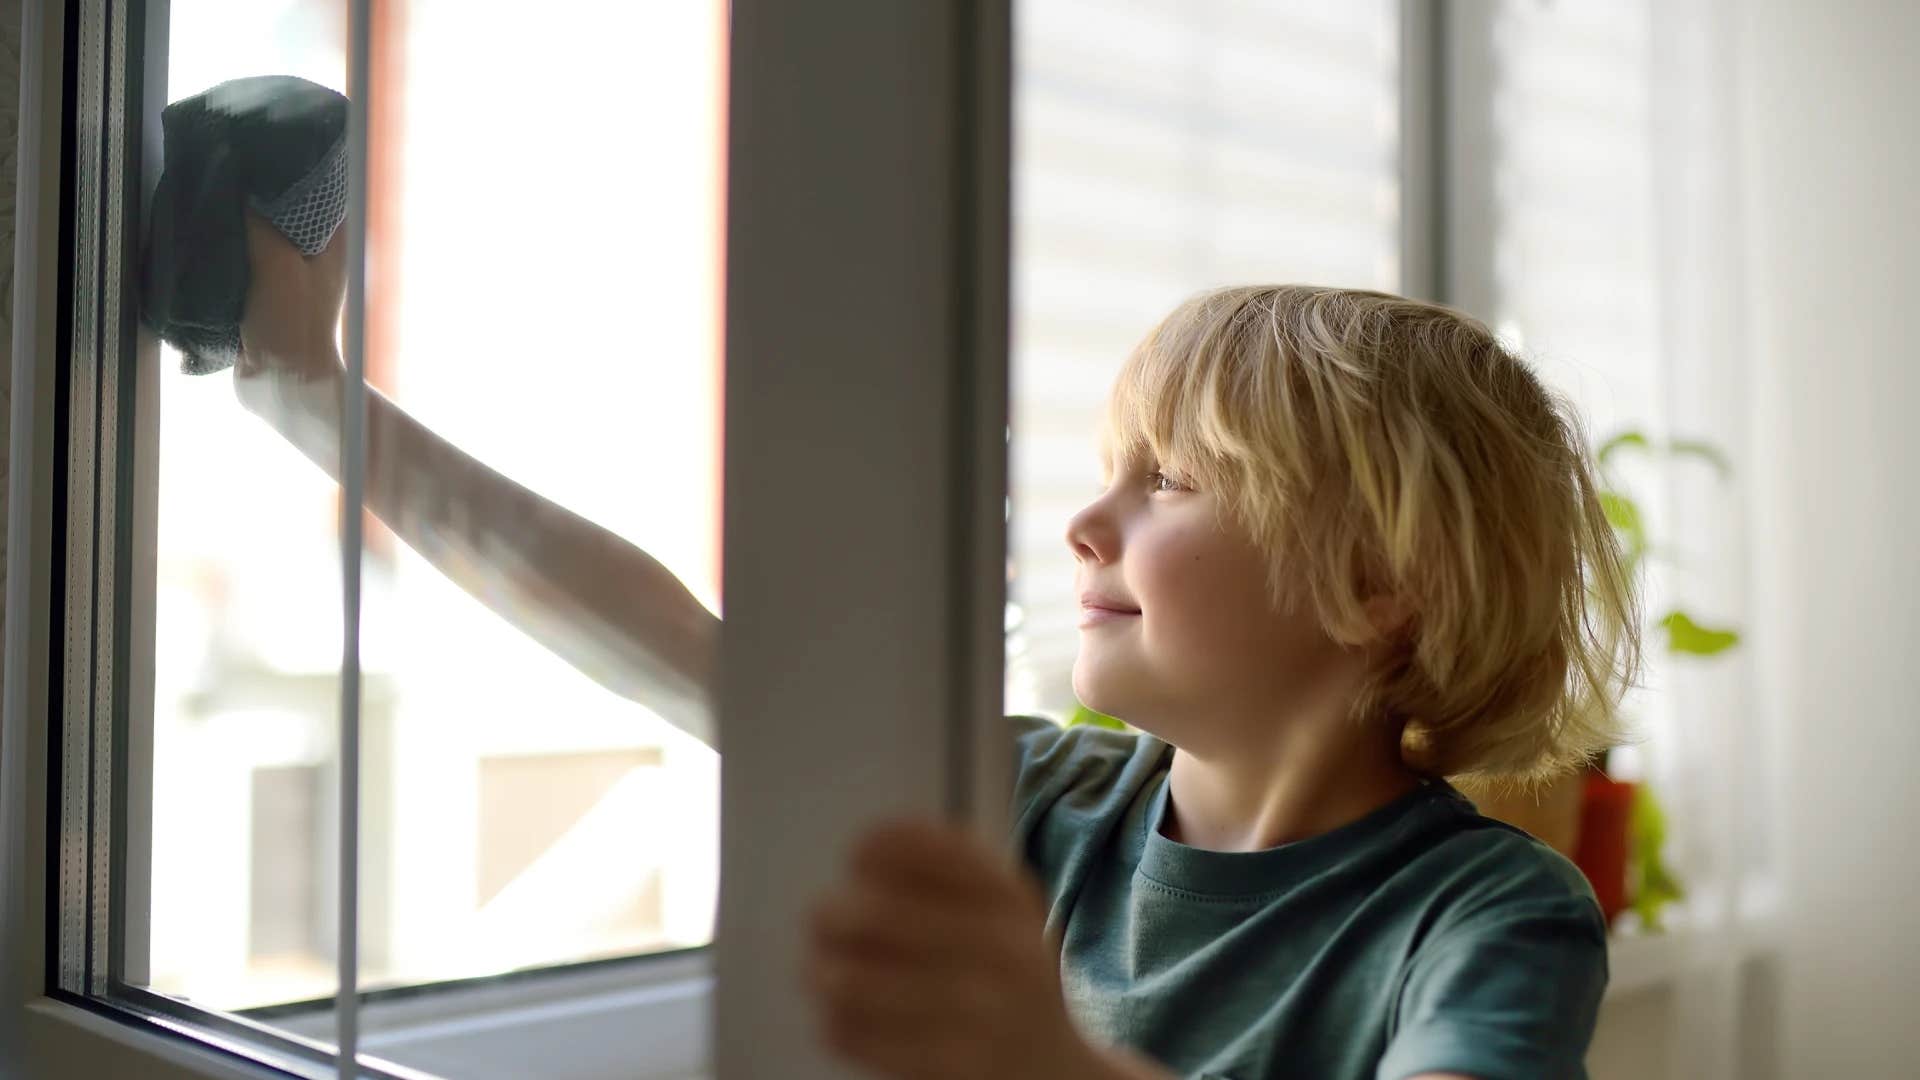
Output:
[1738, 0, 1920, 1074]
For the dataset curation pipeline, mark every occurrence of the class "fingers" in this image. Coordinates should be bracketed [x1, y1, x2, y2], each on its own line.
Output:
[817, 1015, 976, 1080]
[805, 947, 990, 1028]
[242, 209, 298, 269]
[809, 880, 1026, 972]
[802, 818, 1075, 1080]
[848, 819, 1043, 912]
[307, 218, 350, 300]
[804, 910, 1015, 1080]
[804, 939, 1076, 1080]
[239, 208, 349, 371]
[242, 209, 347, 298]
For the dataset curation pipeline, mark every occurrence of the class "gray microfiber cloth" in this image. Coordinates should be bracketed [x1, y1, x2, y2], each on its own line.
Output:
[139, 75, 349, 375]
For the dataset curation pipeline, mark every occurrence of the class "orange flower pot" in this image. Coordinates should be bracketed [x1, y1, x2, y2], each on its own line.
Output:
[1572, 771, 1636, 926]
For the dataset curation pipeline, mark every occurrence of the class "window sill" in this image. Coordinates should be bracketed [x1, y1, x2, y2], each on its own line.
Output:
[250, 949, 711, 1079]
[16, 994, 321, 1080]
[1604, 880, 1781, 1000]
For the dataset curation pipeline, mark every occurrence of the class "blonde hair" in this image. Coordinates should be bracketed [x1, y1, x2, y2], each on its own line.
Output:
[1101, 284, 1642, 785]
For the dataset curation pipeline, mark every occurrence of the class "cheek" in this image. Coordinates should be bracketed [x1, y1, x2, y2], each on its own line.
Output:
[1132, 523, 1275, 661]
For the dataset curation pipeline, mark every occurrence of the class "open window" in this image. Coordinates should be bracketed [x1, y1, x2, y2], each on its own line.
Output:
[2, 1, 1764, 1077]
[3, 1, 1010, 1077]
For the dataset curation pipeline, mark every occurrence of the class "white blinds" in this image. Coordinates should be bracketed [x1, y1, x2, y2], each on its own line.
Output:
[1006, 0, 1402, 716]
[1474, 0, 1674, 781]
[1479, 0, 1660, 439]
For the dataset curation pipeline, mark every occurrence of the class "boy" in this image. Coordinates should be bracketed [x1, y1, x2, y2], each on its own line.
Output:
[238, 222, 1637, 1079]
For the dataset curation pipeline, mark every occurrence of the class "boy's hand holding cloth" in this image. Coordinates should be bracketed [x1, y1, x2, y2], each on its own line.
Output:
[803, 819, 1174, 1080]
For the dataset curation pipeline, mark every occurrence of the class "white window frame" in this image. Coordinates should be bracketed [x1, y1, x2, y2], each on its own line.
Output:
[0, 1, 1750, 1077]
[1, 0, 1012, 1077]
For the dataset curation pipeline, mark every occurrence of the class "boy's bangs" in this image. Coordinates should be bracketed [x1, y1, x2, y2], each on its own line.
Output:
[1100, 314, 1245, 488]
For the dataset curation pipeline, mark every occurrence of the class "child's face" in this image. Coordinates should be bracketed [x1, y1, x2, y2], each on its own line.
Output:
[1065, 456, 1356, 745]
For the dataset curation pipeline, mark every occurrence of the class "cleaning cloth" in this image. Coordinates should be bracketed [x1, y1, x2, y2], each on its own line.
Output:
[139, 74, 349, 375]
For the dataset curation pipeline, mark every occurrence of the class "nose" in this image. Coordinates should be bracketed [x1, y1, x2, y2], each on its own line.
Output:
[1065, 490, 1118, 565]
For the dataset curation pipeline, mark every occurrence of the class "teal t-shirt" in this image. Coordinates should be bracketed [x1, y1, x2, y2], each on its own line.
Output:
[1008, 715, 1608, 1080]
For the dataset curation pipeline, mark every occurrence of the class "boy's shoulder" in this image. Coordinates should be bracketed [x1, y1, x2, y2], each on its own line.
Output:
[1006, 711, 1164, 793]
[1006, 711, 1163, 772]
[1403, 786, 1608, 935]
[1005, 714, 1170, 873]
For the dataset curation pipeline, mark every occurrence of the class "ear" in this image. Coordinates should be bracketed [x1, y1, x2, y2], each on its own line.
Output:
[1362, 593, 1417, 639]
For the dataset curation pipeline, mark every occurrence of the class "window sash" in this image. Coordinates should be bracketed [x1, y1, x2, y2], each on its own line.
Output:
[713, 0, 1012, 1072]
[4, 0, 1016, 1077]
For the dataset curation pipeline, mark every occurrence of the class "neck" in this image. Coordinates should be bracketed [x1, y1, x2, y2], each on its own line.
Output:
[1158, 694, 1422, 853]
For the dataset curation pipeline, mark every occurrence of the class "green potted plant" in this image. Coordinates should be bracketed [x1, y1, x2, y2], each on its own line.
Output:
[1479, 430, 1739, 928]
[1579, 431, 1739, 929]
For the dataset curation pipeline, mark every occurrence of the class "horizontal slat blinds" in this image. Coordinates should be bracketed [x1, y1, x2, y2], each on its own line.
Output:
[1481, 0, 1660, 439]
[1477, 0, 1668, 750]
[1008, 0, 1401, 716]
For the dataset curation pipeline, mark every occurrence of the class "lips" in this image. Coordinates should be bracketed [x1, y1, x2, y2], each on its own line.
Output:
[1078, 591, 1141, 615]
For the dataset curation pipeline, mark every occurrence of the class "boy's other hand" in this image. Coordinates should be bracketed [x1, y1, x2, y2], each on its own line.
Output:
[803, 819, 1104, 1080]
[235, 211, 348, 449]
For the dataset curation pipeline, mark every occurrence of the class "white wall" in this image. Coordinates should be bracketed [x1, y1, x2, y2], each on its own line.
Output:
[1738, 0, 1920, 1074]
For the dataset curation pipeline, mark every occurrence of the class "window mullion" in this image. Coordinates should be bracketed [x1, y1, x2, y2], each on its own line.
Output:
[92, 0, 142, 1002]
[59, 0, 108, 1001]
[1435, 0, 1498, 320]
[336, 1, 374, 1075]
[954, 0, 1013, 834]
[116, 0, 172, 994]
[1398, 0, 1446, 303]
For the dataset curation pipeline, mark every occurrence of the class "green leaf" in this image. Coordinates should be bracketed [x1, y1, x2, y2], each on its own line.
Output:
[1065, 703, 1129, 731]
[1667, 438, 1734, 482]
[1597, 430, 1651, 468]
[1659, 611, 1741, 657]
[1628, 785, 1685, 932]
[1596, 430, 1733, 483]
[1598, 490, 1647, 562]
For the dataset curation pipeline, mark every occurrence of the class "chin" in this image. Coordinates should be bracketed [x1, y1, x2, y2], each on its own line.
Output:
[1071, 658, 1113, 709]
[1071, 663, 1146, 728]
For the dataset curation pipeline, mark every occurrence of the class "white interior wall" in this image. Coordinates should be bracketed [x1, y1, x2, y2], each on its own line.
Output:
[1736, 0, 1920, 1075]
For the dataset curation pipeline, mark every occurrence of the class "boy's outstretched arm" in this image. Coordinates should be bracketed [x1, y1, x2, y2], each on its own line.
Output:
[234, 213, 718, 748]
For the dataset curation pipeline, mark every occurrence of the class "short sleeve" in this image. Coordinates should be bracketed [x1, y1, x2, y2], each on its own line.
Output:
[1376, 895, 1609, 1080]
[1002, 713, 1163, 866]
[1003, 713, 1153, 820]
[1007, 713, 1066, 761]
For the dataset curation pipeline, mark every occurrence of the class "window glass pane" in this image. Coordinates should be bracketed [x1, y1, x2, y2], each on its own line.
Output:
[1006, 0, 1400, 717]
[148, 0, 349, 1014]
[143, 0, 725, 1030]
[358, 0, 723, 1013]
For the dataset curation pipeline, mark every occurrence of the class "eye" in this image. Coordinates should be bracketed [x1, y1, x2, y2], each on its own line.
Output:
[1147, 470, 1188, 493]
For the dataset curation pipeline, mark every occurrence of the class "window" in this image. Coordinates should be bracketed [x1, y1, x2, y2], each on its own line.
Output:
[147, 0, 726, 1019]
[1006, 0, 1402, 718]
[3, 0, 1752, 1076]
[7, 2, 1011, 1076]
